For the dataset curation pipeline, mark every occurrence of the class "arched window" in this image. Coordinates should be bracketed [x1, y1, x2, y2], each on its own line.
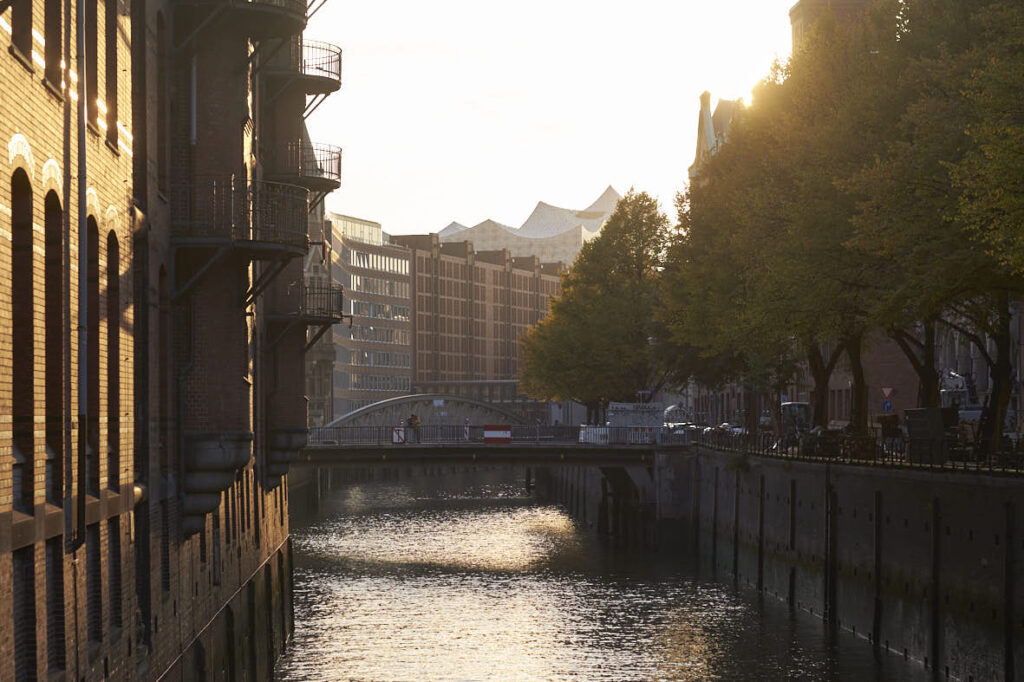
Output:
[107, 517, 122, 629]
[87, 217, 100, 496]
[45, 191, 64, 505]
[157, 267, 171, 596]
[225, 606, 237, 682]
[107, 231, 120, 491]
[12, 169, 35, 514]
[158, 266, 170, 475]
[193, 640, 207, 682]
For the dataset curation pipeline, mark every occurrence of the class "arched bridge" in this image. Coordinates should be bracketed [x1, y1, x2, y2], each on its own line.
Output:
[297, 424, 692, 467]
[326, 393, 528, 428]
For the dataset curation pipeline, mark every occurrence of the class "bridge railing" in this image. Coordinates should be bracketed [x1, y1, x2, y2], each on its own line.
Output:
[307, 424, 694, 446]
[305, 424, 1024, 475]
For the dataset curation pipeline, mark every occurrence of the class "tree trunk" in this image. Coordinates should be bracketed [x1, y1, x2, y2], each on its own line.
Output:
[806, 343, 843, 428]
[919, 320, 940, 408]
[845, 333, 869, 436]
[888, 319, 941, 408]
[744, 387, 758, 435]
[979, 297, 1013, 454]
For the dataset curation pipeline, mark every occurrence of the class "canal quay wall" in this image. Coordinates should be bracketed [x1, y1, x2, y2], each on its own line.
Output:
[539, 449, 1023, 682]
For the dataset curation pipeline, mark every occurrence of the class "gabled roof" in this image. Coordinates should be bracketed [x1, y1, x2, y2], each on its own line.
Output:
[438, 221, 469, 238]
[689, 91, 744, 180]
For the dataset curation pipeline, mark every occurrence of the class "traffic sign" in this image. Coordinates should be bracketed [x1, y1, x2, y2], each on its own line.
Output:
[881, 399, 893, 413]
[881, 386, 894, 398]
[392, 427, 406, 444]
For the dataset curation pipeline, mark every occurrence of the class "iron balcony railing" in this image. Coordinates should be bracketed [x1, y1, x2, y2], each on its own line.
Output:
[170, 177, 309, 248]
[302, 283, 345, 321]
[293, 38, 342, 85]
[283, 142, 342, 185]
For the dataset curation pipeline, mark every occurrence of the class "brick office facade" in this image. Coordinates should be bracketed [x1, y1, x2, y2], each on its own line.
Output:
[391, 234, 562, 419]
[1, 0, 342, 678]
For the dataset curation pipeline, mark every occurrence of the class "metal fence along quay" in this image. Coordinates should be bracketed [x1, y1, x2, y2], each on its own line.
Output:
[693, 429, 1024, 476]
[305, 424, 1024, 475]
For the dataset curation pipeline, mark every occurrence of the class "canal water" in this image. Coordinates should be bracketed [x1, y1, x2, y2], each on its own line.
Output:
[276, 472, 927, 681]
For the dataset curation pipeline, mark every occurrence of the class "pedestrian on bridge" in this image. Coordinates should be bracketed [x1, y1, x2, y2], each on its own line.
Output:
[408, 413, 421, 443]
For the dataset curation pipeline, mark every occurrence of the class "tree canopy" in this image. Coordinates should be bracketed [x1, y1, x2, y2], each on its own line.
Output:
[519, 190, 672, 422]
[520, 0, 1024, 448]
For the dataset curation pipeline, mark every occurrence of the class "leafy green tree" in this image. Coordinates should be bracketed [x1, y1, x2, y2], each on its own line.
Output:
[662, 4, 905, 435]
[954, 4, 1024, 273]
[520, 190, 672, 422]
[847, 0, 1024, 450]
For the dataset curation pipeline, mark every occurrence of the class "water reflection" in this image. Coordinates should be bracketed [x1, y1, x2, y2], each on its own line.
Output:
[278, 477, 925, 681]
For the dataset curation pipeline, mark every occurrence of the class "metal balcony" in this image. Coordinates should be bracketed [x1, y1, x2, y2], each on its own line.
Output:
[268, 37, 342, 95]
[177, 0, 306, 40]
[267, 281, 347, 350]
[271, 142, 342, 193]
[300, 283, 345, 323]
[170, 177, 310, 257]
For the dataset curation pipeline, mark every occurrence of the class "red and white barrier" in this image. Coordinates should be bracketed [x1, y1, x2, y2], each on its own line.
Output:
[484, 425, 511, 444]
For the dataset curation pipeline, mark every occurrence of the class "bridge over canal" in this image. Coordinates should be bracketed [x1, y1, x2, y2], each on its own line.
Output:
[294, 424, 691, 466]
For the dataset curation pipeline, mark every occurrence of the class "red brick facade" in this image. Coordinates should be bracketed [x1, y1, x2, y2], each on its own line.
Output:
[1, 0, 338, 677]
[392, 234, 562, 411]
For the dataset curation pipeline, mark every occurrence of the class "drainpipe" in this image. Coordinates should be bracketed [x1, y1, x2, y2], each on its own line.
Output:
[75, 0, 89, 551]
[71, 0, 87, 677]
[61, 0, 73, 552]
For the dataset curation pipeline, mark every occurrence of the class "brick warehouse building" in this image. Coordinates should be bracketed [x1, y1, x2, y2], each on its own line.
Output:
[1, 0, 342, 677]
[391, 234, 563, 422]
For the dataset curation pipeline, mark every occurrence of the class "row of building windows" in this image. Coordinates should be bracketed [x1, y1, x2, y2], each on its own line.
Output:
[415, 276, 554, 306]
[349, 300, 410, 321]
[345, 349, 411, 369]
[347, 273, 410, 298]
[8, 0, 122, 145]
[341, 374, 413, 392]
[414, 352, 517, 378]
[7, 170, 123, 513]
[343, 247, 409, 275]
[333, 397, 377, 415]
[345, 324, 411, 346]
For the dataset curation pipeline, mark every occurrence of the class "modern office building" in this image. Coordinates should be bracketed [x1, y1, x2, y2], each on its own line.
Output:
[326, 213, 413, 418]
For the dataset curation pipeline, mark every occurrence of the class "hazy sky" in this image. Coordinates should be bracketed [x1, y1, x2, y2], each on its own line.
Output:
[304, 0, 797, 235]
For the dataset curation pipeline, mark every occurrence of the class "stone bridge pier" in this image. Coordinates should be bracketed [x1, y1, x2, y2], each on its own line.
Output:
[537, 457, 682, 550]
